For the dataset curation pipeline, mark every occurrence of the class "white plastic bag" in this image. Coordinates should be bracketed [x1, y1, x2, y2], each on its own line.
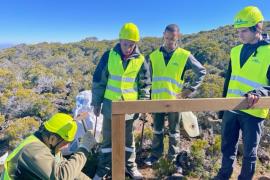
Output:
[61, 90, 103, 155]
[181, 111, 200, 137]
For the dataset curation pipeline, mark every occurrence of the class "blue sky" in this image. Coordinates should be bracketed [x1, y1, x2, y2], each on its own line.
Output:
[1, 0, 270, 44]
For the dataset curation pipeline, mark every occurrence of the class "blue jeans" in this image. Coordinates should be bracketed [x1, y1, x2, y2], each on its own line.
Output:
[217, 111, 264, 180]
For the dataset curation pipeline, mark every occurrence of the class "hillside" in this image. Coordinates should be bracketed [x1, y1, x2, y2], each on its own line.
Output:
[0, 23, 270, 178]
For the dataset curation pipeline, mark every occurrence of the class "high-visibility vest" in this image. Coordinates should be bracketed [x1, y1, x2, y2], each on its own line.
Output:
[150, 47, 190, 100]
[227, 44, 270, 118]
[104, 49, 144, 101]
[3, 135, 39, 180]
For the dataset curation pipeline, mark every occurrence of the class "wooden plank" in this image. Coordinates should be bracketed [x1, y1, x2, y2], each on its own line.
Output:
[111, 114, 125, 180]
[112, 97, 270, 114]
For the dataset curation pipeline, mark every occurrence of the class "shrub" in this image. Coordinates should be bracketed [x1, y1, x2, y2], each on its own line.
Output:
[5, 117, 39, 149]
[153, 157, 176, 178]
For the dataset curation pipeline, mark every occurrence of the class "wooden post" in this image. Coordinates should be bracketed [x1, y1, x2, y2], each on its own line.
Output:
[111, 114, 125, 180]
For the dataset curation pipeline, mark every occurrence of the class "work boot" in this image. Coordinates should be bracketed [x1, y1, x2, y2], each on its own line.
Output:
[125, 167, 143, 180]
[143, 155, 159, 166]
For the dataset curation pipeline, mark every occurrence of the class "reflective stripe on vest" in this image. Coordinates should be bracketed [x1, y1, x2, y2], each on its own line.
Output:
[227, 44, 270, 118]
[101, 147, 135, 153]
[3, 135, 40, 180]
[104, 49, 144, 101]
[150, 48, 190, 100]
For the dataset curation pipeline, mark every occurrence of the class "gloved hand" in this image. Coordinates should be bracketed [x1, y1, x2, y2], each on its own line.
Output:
[79, 130, 97, 152]
[93, 106, 101, 117]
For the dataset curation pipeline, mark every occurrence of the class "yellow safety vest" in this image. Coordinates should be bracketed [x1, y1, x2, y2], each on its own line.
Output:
[3, 135, 39, 180]
[104, 49, 144, 101]
[150, 47, 190, 100]
[227, 44, 270, 118]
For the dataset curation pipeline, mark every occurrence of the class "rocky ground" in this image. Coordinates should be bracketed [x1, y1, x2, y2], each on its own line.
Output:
[0, 112, 269, 179]
[133, 112, 270, 179]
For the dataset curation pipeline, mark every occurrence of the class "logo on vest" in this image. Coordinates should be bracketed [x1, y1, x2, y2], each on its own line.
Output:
[251, 57, 260, 64]
[172, 62, 179, 66]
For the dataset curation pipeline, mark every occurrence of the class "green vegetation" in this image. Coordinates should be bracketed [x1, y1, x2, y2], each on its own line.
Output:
[5, 117, 39, 149]
[153, 157, 176, 178]
[0, 22, 269, 177]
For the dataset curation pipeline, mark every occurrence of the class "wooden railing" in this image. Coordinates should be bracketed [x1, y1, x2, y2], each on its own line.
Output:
[111, 97, 270, 179]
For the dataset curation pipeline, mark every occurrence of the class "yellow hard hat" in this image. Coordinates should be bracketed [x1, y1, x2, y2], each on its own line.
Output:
[119, 23, 140, 42]
[234, 6, 264, 28]
[44, 113, 77, 142]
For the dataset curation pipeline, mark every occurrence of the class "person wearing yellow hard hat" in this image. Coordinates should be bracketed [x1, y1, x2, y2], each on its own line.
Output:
[91, 23, 151, 179]
[215, 6, 270, 180]
[143, 24, 206, 178]
[1, 113, 96, 180]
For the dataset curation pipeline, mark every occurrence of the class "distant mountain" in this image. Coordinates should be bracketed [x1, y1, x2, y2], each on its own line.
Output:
[80, 37, 98, 42]
[0, 43, 15, 50]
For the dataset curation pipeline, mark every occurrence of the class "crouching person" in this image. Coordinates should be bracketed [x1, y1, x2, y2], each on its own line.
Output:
[1, 113, 96, 180]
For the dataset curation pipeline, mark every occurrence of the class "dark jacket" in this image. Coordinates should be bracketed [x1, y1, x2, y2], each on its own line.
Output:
[91, 43, 151, 118]
[220, 40, 270, 118]
[223, 40, 270, 98]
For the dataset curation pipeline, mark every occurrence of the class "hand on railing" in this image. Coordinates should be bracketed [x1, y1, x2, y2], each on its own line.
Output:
[245, 93, 259, 108]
